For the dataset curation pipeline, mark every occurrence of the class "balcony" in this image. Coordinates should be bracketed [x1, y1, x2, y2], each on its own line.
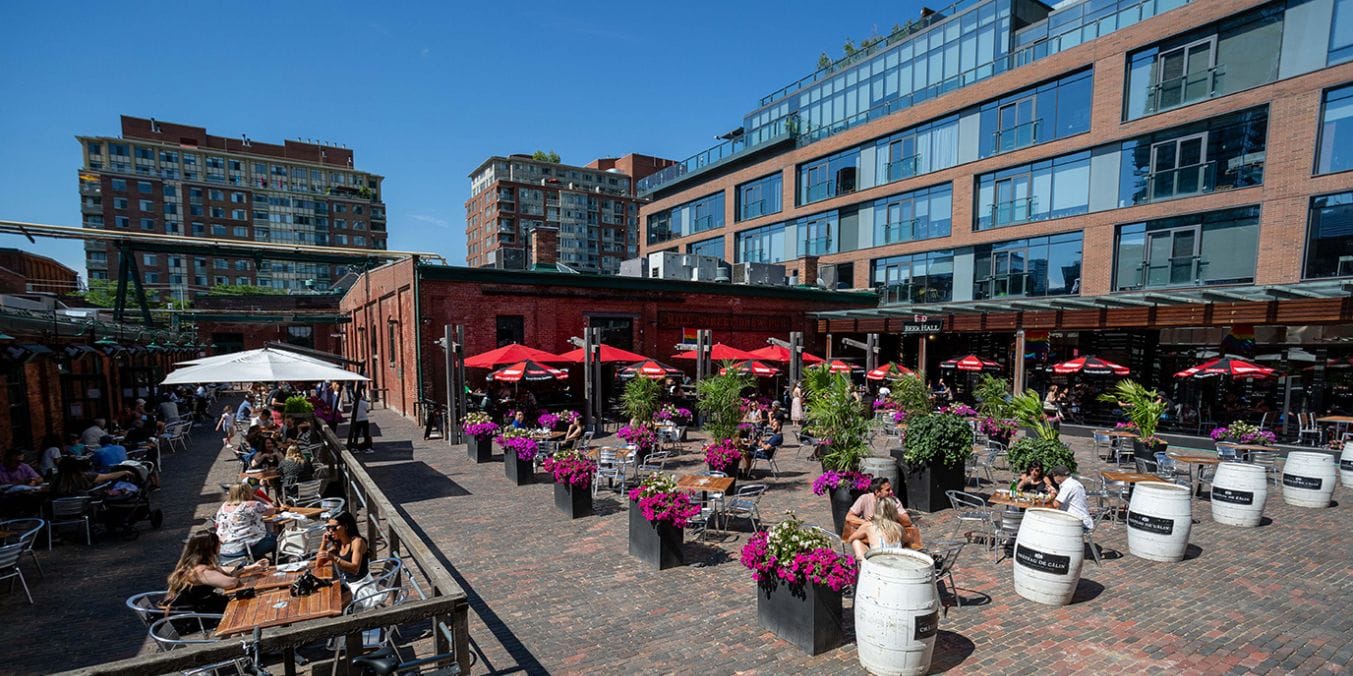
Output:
[879, 282, 951, 306]
[1145, 162, 1217, 202]
[989, 197, 1038, 228]
[992, 120, 1042, 155]
[884, 155, 920, 183]
[637, 116, 797, 196]
[880, 218, 922, 245]
[1147, 66, 1224, 115]
[974, 273, 1033, 300]
[802, 236, 833, 256]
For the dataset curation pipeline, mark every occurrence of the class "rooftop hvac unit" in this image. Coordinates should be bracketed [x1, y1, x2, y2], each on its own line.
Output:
[732, 262, 787, 286]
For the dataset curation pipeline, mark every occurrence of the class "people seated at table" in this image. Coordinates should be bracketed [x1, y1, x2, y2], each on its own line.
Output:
[50, 456, 135, 497]
[249, 438, 282, 471]
[236, 396, 255, 424]
[1050, 465, 1093, 531]
[847, 496, 922, 558]
[216, 483, 278, 560]
[37, 434, 68, 478]
[508, 410, 528, 429]
[561, 416, 585, 450]
[278, 444, 314, 486]
[0, 448, 42, 486]
[320, 511, 375, 603]
[740, 419, 784, 477]
[80, 418, 109, 447]
[122, 418, 155, 449]
[167, 530, 271, 615]
[844, 477, 920, 544]
[1016, 461, 1056, 495]
[92, 436, 128, 472]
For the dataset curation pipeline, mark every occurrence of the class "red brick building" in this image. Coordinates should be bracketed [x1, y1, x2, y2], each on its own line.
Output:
[0, 248, 80, 295]
[337, 257, 874, 419]
[190, 293, 345, 355]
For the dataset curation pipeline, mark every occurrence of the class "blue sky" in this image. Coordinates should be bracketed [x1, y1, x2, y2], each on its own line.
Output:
[0, 0, 923, 277]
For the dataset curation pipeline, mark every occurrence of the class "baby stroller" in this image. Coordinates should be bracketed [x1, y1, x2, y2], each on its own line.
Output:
[95, 461, 164, 539]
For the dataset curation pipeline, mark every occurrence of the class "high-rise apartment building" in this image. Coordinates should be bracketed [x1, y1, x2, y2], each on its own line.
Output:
[640, 0, 1353, 296]
[77, 116, 387, 296]
[465, 153, 674, 274]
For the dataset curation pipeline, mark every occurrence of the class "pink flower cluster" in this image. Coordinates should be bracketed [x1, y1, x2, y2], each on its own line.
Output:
[655, 405, 693, 423]
[542, 453, 596, 487]
[617, 424, 658, 452]
[463, 421, 500, 439]
[1115, 421, 1139, 432]
[811, 470, 873, 496]
[537, 412, 561, 429]
[891, 410, 908, 424]
[940, 403, 978, 417]
[873, 399, 900, 411]
[626, 488, 700, 527]
[558, 410, 581, 424]
[740, 531, 858, 591]
[498, 435, 539, 461]
[979, 416, 1018, 441]
[704, 438, 743, 472]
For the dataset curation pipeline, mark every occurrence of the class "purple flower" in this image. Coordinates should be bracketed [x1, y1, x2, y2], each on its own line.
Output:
[537, 412, 561, 430]
[811, 470, 873, 496]
[498, 435, 539, 461]
[627, 488, 699, 527]
[617, 425, 658, 453]
[704, 438, 742, 472]
[543, 453, 596, 487]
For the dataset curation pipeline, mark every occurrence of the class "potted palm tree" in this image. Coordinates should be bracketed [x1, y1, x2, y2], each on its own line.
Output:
[1099, 380, 1168, 461]
[1006, 390, 1076, 476]
[697, 367, 754, 481]
[803, 367, 873, 529]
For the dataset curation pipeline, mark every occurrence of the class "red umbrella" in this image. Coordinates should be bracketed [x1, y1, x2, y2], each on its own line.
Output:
[464, 343, 563, 368]
[747, 345, 826, 364]
[719, 359, 781, 378]
[618, 359, 683, 379]
[556, 344, 649, 364]
[672, 343, 758, 361]
[487, 360, 567, 382]
[865, 362, 915, 381]
[825, 359, 862, 374]
[1052, 355, 1129, 376]
[940, 355, 1002, 372]
[1174, 356, 1276, 379]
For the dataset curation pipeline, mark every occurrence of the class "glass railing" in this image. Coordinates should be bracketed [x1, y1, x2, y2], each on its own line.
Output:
[1145, 162, 1216, 202]
[1148, 66, 1224, 114]
[740, 199, 768, 221]
[993, 120, 1042, 154]
[1136, 256, 1204, 289]
[803, 183, 831, 204]
[637, 117, 796, 195]
[974, 272, 1031, 299]
[885, 156, 921, 183]
[989, 197, 1038, 228]
[802, 236, 833, 256]
[881, 218, 922, 244]
[879, 282, 953, 305]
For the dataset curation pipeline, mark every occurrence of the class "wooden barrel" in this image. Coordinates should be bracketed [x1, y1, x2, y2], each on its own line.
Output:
[1340, 442, 1353, 488]
[1209, 462, 1267, 527]
[860, 456, 900, 491]
[1011, 508, 1085, 606]
[855, 549, 939, 676]
[1126, 482, 1192, 562]
[1282, 451, 1336, 508]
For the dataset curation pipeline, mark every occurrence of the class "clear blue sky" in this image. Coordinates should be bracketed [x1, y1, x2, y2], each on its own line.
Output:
[0, 0, 923, 278]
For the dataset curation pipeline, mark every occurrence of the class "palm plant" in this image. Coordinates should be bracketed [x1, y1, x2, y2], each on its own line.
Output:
[973, 375, 1013, 419]
[888, 373, 931, 416]
[621, 376, 662, 424]
[1010, 389, 1058, 442]
[696, 366, 753, 441]
[805, 371, 872, 471]
[1098, 379, 1167, 443]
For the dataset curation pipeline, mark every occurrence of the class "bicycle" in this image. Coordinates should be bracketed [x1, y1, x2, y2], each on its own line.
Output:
[350, 621, 464, 675]
[419, 398, 446, 441]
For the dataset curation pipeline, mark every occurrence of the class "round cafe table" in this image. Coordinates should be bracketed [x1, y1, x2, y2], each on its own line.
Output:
[1167, 450, 1221, 497]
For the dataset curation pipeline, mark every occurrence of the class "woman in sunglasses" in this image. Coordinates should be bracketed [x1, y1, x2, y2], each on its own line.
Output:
[320, 511, 376, 605]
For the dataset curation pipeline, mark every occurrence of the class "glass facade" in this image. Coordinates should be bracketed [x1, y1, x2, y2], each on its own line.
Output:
[976, 150, 1090, 230]
[1118, 106, 1267, 206]
[873, 116, 961, 185]
[1114, 206, 1259, 290]
[646, 192, 725, 244]
[798, 148, 860, 205]
[737, 222, 787, 264]
[1305, 191, 1353, 278]
[872, 250, 956, 304]
[873, 184, 953, 245]
[1317, 84, 1353, 175]
[737, 173, 783, 221]
[1013, 0, 1191, 65]
[1333, 0, 1353, 64]
[973, 232, 1083, 300]
[686, 236, 726, 259]
[1123, 3, 1284, 120]
[978, 69, 1093, 157]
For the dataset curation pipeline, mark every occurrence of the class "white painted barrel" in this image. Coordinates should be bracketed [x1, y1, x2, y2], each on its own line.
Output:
[1011, 508, 1085, 606]
[1127, 482, 1193, 562]
[1340, 442, 1353, 488]
[860, 456, 900, 492]
[855, 549, 939, 676]
[1209, 462, 1268, 527]
[1282, 451, 1336, 508]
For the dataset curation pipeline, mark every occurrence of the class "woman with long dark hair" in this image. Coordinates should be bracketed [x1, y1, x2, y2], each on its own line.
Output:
[320, 511, 376, 604]
[166, 531, 269, 614]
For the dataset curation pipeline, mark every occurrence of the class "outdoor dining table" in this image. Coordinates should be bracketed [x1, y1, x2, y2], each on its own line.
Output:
[583, 446, 635, 462]
[531, 430, 565, 441]
[215, 566, 342, 637]
[675, 474, 735, 496]
[231, 566, 311, 595]
[987, 492, 1054, 510]
[1219, 443, 1277, 461]
[1100, 470, 1167, 484]
[1167, 451, 1221, 496]
[241, 469, 281, 482]
[1316, 415, 1353, 439]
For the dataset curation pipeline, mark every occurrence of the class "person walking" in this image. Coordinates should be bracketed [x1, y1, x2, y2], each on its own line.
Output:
[790, 382, 804, 426]
[348, 388, 373, 454]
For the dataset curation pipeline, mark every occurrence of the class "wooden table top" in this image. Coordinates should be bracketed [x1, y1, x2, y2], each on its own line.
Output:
[1168, 451, 1221, 465]
[265, 506, 326, 524]
[675, 474, 734, 494]
[531, 430, 566, 440]
[1107, 430, 1140, 438]
[1316, 415, 1353, 424]
[988, 492, 1054, 509]
[1101, 470, 1167, 484]
[1218, 442, 1278, 452]
[584, 446, 635, 461]
[241, 469, 280, 482]
[232, 569, 306, 595]
[215, 570, 342, 637]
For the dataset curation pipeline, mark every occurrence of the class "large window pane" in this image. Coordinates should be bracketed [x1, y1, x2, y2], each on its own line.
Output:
[1305, 191, 1353, 278]
[1318, 85, 1353, 175]
[1333, 0, 1353, 64]
[1114, 206, 1258, 289]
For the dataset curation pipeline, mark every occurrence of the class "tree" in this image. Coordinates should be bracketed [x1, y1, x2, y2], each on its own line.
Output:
[75, 279, 185, 309]
[817, 52, 833, 70]
[531, 150, 561, 163]
[842, 38, 858, 57]
[204, 284, 285, 297]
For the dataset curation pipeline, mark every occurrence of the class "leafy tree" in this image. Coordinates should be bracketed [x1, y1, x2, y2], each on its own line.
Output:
[804, 370, 872, 471]
[696, 366, 753, 441]
[816, 52, 833, 70]
[842, 38, 858, 56]
[76, 279, 186, 310]
[1011, 389, 1059, 442]
[974, 375, 1014, 419]
[531, 150, 561, 163]
[888, 373, 931, 416]
[620, 376, 662, 424]
[205, 284, 285, 297]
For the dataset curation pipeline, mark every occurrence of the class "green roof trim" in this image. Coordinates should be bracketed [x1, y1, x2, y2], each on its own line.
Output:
[416, 263, 877, 304]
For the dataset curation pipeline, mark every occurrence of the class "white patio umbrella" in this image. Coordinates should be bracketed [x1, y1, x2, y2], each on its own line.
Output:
[161, 347, 368, 385]
[175, 347, 335, 367]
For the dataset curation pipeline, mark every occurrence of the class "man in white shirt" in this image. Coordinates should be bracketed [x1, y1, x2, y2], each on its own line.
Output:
[1050, 465, 1094, 531]
[81, 418, 109, 447]
[349, 390, 373, 453]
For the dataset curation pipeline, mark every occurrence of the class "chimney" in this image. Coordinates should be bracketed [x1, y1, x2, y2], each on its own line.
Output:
[798, 256, 820, 288]
[528, 226, 560, 269]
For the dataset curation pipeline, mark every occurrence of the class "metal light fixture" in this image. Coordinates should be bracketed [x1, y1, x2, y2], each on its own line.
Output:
[0, 332, 13, 341]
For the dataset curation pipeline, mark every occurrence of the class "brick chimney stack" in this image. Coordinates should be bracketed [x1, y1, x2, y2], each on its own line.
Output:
[529, 226, 560, 268]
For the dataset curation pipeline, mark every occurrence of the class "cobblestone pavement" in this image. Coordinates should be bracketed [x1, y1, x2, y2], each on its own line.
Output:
[358, 410, 1353, 675]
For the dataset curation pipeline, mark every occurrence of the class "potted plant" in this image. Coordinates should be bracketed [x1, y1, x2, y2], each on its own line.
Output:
[900, 412, 973, 512]
[627, 473, 699, 569]
[497, 429, 538, 486]
[620, 376, 662, 425]
[1210, 421, 1277, 445]
[656, 404, 693, 440]
[812, 470, 873, 534]
[537, 411, 561, 430]
[1006, 388, 1076, 477]
[804, 368, 874, 521]
[697, 368, 754, 439]
[283, 395, 315, 421]
[978, 416, 1019, 446]
[740, 513, 857, 655]
[617, 424, 659, 462]
[462, 411, 499, 463]
[1099, 380, 1168, 461]
[543, 449, 596, 519]
[704, 437, 742, 475]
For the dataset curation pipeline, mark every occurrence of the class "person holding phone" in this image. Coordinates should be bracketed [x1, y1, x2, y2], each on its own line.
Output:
[166, 531, 269, 615]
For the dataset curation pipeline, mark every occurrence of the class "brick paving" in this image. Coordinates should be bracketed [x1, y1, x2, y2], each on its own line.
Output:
[359, 409, 1352, 675]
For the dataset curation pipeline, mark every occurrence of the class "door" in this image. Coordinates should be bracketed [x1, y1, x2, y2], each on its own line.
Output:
[1149, 133, 1208, 200]
[997, 95, 1037, 152]
[803, 164, 828, 203]
[885, 200, 916, 243]
[1155, 38, 1215, 110]
[887, 137, 917, 181]
[990, 249, 1028, 297]
[1144, 226, 1200, 287]
[993, 175, 1032, 225]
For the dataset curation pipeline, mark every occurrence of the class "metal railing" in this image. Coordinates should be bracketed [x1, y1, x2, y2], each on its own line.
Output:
[884, 155, 921, 183]
[992, 120, 1042, 154]
[1148, 66, 1223, 114]
[1144, 161, 1216, 202]
[988, 197, 1038, 228]
[61, 424, 471, 676]
[880, 218, 922, 244]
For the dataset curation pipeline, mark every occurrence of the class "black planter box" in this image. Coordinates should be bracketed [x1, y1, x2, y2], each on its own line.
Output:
[756, 581, 844, 656]
[504, 453, 535, 485]
[468, 436, 493, 463]
[628, 505, 684, 569]
[828, 484, 861, 535]
[1133, 438, 1168, 463]
[901, 459, 965, 513]
[554, 482, 593, 519]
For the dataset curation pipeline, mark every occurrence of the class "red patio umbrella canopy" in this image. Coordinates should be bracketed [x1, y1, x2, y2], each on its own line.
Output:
[941, 354, 1001, 372]
[1052, 355, 1130, 376]
[746, 345, 826, 364]
[618, 359, 683, 379]
[1174, 356, 1276, 379]
[825, 359, 862, 374]
[672, 343, 758, 361]
[866, 362, 915, 381]
[487, 360, 567, 382]
[555, 344, 649, 364]
[719, 359, 781, 378]
[464, 343, 563, 368]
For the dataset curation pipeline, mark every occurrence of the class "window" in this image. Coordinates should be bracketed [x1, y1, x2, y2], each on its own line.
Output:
[87, 142, 101, 156]
[1114, 206, 1259, 290]
[686, 236, 724, 259]
[979, 69, 1092, 157]
[109, 143, 128, 156]
[1119, 107, 1268, 206]
[191, 222, 204, 236]
[140, 218, 155, 230]
[237, 277, 250, 285]
[139, 199, 153, 211]
[872, 250, 955, 304]
[495, 315, 524, 347]
[142, 254, 157, 266]
[645, 192, 724, 244]
[798, 148, 859, 205]
[874, 116, 960, 184]
[111, 179, 127, 192]
[973, 232, 1082, 299]
[146, 272, 159, 284]
[209, 189, 224, 201]
[211, 224, 226, 236]
[163, 185, 177, 198]
[233, 226, 248, 238]
[736, 173, 783, 221]
[335, 234, 348, 245]
[353, 236, 366, 246]
[160, 150, 177, 164]
[335, 219, 346, 229]
[334, 203, 347, 213]
[801, 212, 836, 256]
[1305, 191, 1353, 278]
[234, 260, 249, 271]
[1332, 0, 1353, 64]
[232, 209, 246, 220]
[874, 184, 953, 245]
[137, 181, 152, 193]
[214, 258, 228, 270]
[210, 207, 225, 218]
[115, 216, 130, 228]
[231, 192, 247, 203]
[976, 151, 1090, 230]
[1318, 85, 1353, 175]
[737, 222, 786, 263]
[113, 197, 128, 210]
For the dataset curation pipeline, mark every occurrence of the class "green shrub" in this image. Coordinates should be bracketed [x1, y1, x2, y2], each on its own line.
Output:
[1006, 437, 1077, 474]
[902, 413, 973, 468]
[283, 395, 314, 417]
[888, 373, 931, 416]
